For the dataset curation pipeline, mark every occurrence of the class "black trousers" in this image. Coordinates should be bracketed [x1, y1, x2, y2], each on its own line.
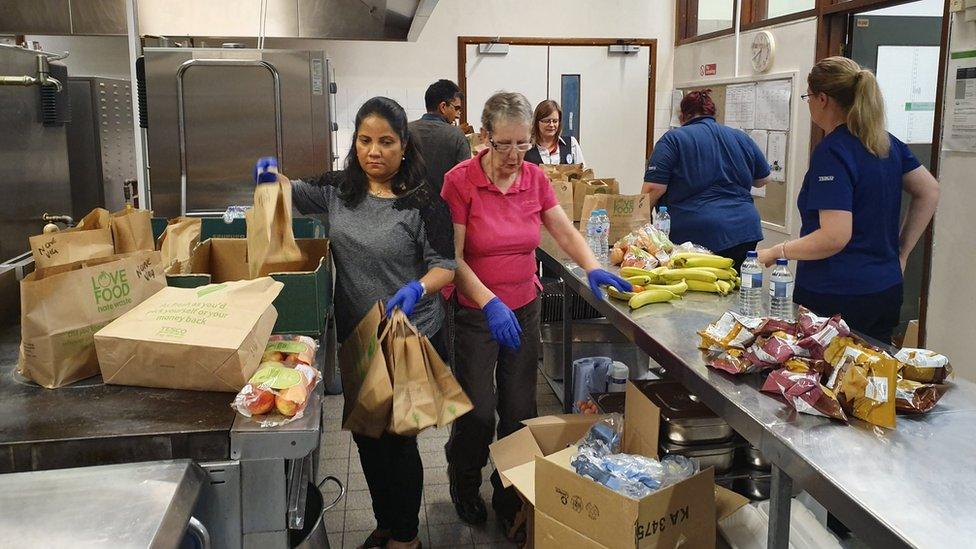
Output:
[714, 240, 761, 273]
[794, 283, 903, 344]
[351, 327, 449, 542]
[445, 297, 541, 520]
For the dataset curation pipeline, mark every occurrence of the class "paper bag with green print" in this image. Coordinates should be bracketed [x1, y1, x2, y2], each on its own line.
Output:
[421, 334, 473, 428]
[18, 250, 166, 388]
[338, 302, 394, 438]
[385, 310, 438, 436]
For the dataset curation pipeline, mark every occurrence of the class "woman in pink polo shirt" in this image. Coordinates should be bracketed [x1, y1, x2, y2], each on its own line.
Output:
[440, 91, 630, 538]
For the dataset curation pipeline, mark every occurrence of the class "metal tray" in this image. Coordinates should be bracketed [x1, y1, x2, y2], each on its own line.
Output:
[732, 471, 771, 501]
[660, 440, 736, 474]
[635, 380, 733, 444]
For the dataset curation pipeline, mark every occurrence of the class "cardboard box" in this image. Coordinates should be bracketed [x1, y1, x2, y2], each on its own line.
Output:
[535, 488, 750, 548]
[94, 278, 283, 392]
[903, 319, 919, 348]
[491, 382, 720, 548]
[167, 238, 331, 336]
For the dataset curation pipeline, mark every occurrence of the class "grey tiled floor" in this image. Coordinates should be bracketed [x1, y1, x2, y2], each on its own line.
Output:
[318, 368, 562, 549]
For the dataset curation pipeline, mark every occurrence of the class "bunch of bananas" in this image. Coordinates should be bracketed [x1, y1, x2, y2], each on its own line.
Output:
[615, 253, 740, 306]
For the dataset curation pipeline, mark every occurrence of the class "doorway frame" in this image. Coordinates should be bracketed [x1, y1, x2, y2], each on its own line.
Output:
[813, 0, 950, 347]
[457, 36, 658, 158]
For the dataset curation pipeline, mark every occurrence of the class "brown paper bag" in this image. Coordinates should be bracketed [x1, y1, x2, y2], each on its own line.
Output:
[579, 193, 652, 244]
[18, 250, 166, 388]
[338, 302, 394, 438]
[111, 207, 155, 253]
[29, 208, 114, 270]
[572, 178, 619, 221]
[247, 176, 303, 279]
[158, 217, 202, 267]
[548, 178, 574, 219]
[421, 335, 473, 428]
[94, 277, 283, 392]
[386, 311, 438, 436]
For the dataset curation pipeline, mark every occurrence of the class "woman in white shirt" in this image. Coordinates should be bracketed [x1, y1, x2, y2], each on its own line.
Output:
[524, 99, 585, 166]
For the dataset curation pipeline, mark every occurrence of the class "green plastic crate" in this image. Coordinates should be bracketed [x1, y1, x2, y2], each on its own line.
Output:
[166, 237, 332, 337]
[199, 217, 325, 240]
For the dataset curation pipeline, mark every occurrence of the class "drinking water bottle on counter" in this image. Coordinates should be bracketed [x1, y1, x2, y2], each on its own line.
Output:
[587, 209, 610, 266]
[738, 251, 763, 317]
[769, 258, 795, 321]
[654, 206, 671, 236]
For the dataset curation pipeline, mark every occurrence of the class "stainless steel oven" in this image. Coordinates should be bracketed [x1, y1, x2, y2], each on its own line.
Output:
[143, 47, 334, 217]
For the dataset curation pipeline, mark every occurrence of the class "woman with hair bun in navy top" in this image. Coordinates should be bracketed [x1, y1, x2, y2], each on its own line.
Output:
[642, 89, 771, 271]
[757, 57, 940, 343]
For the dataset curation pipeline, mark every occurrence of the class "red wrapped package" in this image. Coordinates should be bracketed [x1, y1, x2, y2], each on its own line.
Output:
[744, 332, 807, 369]
[796, 310, 851, 360]
[761, 368, 847, 421]
[706, 348, 758, 375]
[754, 318, 801, 338]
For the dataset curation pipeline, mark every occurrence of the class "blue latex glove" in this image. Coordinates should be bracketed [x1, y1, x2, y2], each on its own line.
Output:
[587, 269, 633, 300]
[253, 156, 279, 184]
[385, 281, 424, 317]
[482, 297, 522, 350]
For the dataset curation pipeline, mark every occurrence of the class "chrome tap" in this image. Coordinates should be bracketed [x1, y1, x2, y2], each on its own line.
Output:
[0, 49, 69, 92]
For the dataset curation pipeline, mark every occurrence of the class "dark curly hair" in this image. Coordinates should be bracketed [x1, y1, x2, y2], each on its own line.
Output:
[339, 96, 429, 208]
[680, 89, 716, 120]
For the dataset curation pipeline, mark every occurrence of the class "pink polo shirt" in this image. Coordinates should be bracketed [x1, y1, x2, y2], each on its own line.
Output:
[441, 149, 559, 310]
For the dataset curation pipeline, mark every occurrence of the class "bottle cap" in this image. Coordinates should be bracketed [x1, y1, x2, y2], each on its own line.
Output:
[746, 251, 758, 258]
[659, 206, 668, 212]
[776, 258, 788, 265]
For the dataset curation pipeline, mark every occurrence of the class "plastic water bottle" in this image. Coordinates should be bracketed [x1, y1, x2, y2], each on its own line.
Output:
[222, 205, 250, 223]
[738, 251, 763, 317]
[654, 206, 671, 236]
[769, 258, 795, 321]
[597, 209, 610, 266]
[587, 209, 609, 266]
[608, 361, 629, 393]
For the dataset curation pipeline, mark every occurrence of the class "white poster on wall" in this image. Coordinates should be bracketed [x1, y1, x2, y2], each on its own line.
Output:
[725, 83, 757, 129]
[945, 52, 976, 153]
[876, 45, 939, 144]
[767, 131, 788, 183]
[754, 80, 792, 131]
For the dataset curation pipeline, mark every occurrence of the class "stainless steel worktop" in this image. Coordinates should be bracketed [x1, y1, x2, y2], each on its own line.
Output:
[537, 236, 976, 549]
[0, 322, 322, 472]
[0, 459, 205, 548]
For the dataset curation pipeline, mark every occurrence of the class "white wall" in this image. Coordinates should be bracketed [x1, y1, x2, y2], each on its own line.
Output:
[23, 35, 130, 79]
[928, 13, 976, 380]
[267, 0, 674, 172]
[673, 17, 818, 249]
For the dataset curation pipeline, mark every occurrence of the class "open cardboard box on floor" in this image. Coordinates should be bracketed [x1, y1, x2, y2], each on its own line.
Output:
[166, 238, 331, 337]
[489, 382, 748, 548]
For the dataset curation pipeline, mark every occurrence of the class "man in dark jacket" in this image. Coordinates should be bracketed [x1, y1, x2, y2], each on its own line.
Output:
[409, 79, 471, 192]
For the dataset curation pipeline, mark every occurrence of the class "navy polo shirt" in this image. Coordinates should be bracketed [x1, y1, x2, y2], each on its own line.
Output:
[644, 116, 769, 252]
[796, 125, 920, 295]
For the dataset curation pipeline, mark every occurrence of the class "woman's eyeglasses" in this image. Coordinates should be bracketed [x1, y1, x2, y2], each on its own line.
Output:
[540, 118, 560, 125]
[801, 93, 814, 102]
[489, 137, 533, 153]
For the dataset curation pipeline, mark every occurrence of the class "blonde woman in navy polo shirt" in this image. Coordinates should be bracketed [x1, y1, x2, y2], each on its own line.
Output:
[758, 57, 939, 343]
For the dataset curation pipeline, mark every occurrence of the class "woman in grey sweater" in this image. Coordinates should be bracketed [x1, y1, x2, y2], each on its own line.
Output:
[256, 96, 455, 549]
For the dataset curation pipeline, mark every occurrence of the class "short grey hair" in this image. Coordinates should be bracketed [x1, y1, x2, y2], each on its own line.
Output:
[481, 91, 533, 133]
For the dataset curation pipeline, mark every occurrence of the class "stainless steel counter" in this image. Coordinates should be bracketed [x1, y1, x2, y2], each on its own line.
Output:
[0, 459, 206, 548]
[538, 235, 976, 549]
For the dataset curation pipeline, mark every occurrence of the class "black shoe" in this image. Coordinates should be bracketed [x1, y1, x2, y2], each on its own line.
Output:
[449, 481, 487, 524]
